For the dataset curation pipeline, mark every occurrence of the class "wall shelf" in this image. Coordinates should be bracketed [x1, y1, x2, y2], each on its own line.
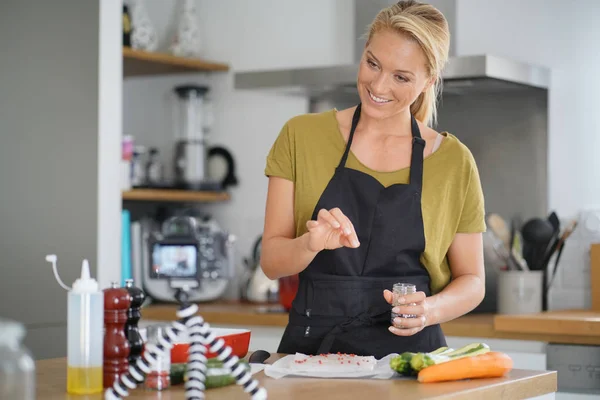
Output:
[122, 189, 230, 203]
[123, 47, 230, 77]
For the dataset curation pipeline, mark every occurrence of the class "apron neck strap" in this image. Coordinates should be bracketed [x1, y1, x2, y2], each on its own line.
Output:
[338, 104, 426, 190]
[338, 104, 362, 168]
[409, 116, 425, 191]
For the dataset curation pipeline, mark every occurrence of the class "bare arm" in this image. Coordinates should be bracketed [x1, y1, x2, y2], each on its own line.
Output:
[260, 177, 318, 280]
[425, 232, 486, 325]
[260, 176, 361, 280]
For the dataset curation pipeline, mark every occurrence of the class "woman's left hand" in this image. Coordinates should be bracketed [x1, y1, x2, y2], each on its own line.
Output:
[383, 289, 431, 336]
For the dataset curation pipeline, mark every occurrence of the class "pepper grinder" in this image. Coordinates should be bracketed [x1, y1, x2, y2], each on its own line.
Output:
[103, 282, 131, 389]
[124, 279, 145, 365]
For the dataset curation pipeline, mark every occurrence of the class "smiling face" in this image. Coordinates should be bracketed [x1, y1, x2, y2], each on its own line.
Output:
[357, 29, 433, 120]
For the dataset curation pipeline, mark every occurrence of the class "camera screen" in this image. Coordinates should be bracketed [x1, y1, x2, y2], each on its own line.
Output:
[150, 244, 197, 279]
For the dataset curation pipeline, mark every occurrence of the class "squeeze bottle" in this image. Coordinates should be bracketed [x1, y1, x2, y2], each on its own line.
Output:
[46, 255, 104, 394]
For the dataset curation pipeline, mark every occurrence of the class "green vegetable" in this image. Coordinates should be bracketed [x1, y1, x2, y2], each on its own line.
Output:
[390, 346, 451, 376]
[390, 343, 490, 376]
[170, 363, 187, 385]
[430, 346, 452, 355]
[390, 351, 417, 376]
[409, 343, 490, 373]
[170, 359, 251, 388]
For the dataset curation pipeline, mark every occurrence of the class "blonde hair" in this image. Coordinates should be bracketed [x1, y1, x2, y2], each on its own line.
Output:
[365, 1, 450, 127]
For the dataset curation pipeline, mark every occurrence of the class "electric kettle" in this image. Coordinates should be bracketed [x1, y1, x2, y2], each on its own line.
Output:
[241, 235, 278, 303]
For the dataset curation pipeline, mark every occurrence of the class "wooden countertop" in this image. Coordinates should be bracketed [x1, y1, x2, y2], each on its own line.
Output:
[141, 302, 600, 345]
[36, 356, 556, 400]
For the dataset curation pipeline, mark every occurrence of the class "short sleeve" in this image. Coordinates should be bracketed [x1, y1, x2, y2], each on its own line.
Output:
[264, 121, 296, 182]
[457, 159, 486, 233]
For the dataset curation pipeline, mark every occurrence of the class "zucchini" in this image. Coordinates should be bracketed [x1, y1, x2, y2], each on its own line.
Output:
[170, 363, 187, 385]
[205, 359, 250, 389]
[169, 359, 251, 389]
[410, 342, 490, 372]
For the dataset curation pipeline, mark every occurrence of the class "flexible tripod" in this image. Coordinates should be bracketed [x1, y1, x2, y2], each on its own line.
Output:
[105, 286, 268, 400]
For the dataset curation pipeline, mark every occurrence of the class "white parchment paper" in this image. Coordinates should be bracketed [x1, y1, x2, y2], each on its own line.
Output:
[263, 353, 403, 380]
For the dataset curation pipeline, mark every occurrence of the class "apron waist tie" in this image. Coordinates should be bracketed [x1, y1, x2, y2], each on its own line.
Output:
[316, 310, 388, 354]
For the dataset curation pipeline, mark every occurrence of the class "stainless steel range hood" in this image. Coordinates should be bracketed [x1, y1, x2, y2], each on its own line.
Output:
[234, 54, 550, 97]
[233, 1, 550, 100]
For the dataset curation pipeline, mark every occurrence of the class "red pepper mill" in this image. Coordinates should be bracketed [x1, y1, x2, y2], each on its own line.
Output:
[124, 279, 145, 365]
[103, 282, 131, 389]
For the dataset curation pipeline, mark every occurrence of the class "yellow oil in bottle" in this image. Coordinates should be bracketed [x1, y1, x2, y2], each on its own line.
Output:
[67, 366, 103, 394]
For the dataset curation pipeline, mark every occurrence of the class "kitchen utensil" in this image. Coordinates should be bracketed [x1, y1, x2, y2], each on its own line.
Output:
[545, 220, 578, 291]
[509, 215, 522, 253]
[487, 213, 511, 250]
[540, 211, 561, 270]
[510, 231, 529, 271]
[248, 350, 271, 364]
[548, 211, 560, 233]
[520, 218, 555, 271]
[497, 270, 543, 314]
[172, 85, 238, 190]
[540, 219, 570, 274]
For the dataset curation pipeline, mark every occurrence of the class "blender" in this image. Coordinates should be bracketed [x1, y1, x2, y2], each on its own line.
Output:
[172, 85, 237, 191]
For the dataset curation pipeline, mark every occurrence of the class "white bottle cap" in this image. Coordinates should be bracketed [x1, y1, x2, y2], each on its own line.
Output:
[72, 260, 99, 293]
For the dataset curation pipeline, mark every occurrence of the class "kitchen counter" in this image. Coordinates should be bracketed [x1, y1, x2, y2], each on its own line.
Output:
[141, 302, 600, 345]
[36, 355, 557, 400]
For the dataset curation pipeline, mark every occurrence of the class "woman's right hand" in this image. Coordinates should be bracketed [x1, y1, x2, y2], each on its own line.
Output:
[305, 208, 360, 252]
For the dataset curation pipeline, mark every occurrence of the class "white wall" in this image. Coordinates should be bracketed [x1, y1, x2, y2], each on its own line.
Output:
[123, 0, 354, 298]
[97, 0, 124, 290]
[454, 0, 600, 309]
[0, 0, 118, 359]
[456, 0, 600, 217]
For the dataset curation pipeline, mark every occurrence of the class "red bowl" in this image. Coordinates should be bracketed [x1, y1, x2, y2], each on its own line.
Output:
[140, 326, 251, 364]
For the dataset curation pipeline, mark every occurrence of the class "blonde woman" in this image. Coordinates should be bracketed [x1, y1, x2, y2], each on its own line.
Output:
[261, 0, 486, 358]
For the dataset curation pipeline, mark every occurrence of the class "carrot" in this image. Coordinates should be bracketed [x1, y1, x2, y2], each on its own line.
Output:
[417, 351, 513, 383]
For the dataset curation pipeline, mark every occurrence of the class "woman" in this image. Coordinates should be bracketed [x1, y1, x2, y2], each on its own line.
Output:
[261, 0, 486, 358]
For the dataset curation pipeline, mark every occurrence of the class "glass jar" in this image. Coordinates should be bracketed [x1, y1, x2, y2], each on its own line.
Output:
[0, 318, 35, 400]
[391, 283, 417, 323]
[144, 325, 170, 391]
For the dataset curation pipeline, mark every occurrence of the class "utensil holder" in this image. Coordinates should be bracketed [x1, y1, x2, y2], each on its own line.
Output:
[497, 270, 543, 314]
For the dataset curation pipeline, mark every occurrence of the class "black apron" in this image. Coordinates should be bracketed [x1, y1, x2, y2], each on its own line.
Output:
[277, 104, 446, 359]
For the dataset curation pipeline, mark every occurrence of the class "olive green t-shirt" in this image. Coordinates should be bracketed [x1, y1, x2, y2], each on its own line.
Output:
[264, 109, 486, 294]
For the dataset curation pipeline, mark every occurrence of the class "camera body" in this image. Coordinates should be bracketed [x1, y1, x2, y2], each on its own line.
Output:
[142, 215, 235, 303]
